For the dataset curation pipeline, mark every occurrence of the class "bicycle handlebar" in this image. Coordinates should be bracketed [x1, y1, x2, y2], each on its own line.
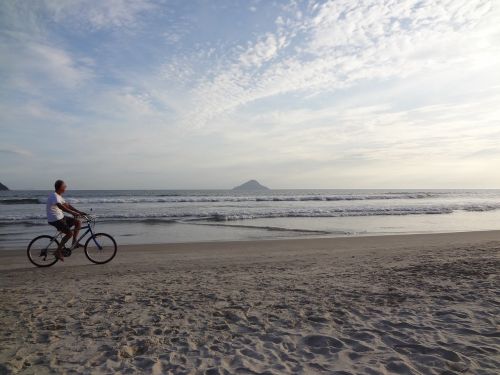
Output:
[80, 214, 96, 222]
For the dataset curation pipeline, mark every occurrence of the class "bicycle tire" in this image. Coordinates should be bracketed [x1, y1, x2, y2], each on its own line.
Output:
[84, 233, 117, 264]
[27, 235, 59, 267]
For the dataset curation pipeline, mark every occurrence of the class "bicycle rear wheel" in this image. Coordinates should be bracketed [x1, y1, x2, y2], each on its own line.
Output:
[27, 235, 59, 267]
[84, 233, 117, 264]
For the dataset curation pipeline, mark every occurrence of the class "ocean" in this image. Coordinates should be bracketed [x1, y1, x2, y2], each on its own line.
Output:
[1, 189, 500, 249]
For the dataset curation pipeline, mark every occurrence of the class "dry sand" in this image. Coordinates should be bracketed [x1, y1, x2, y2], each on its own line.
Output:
[0, 231, 499, 374]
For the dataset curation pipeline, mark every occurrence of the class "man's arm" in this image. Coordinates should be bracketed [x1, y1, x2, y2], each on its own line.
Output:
[56, 203, 82, 217]
[66, 203, 86, 215]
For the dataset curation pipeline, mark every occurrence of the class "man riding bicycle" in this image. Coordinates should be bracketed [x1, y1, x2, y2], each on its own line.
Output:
[46, 180, 87, 261]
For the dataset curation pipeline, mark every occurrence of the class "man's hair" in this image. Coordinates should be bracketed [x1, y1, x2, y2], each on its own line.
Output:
[54, 180, 65, 191]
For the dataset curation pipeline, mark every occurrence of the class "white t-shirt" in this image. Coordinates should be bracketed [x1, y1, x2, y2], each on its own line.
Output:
[46, 192, 66, 222]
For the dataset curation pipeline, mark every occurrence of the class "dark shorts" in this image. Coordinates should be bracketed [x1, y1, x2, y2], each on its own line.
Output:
[49, 216, 77, 233]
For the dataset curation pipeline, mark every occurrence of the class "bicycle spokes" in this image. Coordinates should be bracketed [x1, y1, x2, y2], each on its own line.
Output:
[27, 235, 59, 267]
[85, 233, 117, 264]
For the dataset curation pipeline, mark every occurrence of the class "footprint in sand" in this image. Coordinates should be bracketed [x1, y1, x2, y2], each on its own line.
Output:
[119, 338, 156, 359]
[306, 315, 329, 324]
[303, 334, 344, 354]
[394, 343, 462, 363]
[385, 359, 415, 374]
[205, 368, 220, 375]
[240, 348, 265, 361]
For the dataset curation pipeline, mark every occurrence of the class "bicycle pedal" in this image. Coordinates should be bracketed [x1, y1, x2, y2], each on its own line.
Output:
[63, 248, 72, 257]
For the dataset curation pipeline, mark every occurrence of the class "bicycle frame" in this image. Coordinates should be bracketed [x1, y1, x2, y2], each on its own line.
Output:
[47, 218, 103, 251]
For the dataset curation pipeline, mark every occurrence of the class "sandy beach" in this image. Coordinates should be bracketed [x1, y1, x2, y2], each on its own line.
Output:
[0, 231, 499, 374]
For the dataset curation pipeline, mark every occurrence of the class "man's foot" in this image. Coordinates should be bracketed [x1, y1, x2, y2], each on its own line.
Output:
[55, 250, 64, 262]
[70, 242, 83, 249]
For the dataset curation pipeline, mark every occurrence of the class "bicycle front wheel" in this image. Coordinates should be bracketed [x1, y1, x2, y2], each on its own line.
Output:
[84, 233, 117, 264]
[27, 235, 59, 267]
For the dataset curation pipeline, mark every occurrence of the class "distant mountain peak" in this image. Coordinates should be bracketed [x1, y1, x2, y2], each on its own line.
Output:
[232, 180, 270, 191]
[0, 182, 8, 191]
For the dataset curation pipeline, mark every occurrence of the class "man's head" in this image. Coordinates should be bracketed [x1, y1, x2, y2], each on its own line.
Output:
[54, 179, 67, 194]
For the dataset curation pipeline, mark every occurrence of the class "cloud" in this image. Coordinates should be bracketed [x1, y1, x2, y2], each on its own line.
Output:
[238, 33, 285, 68]
[0, 2, 99, 97]
[175, 0, 498, 128]
[203, 88, 500, 173]
[43, 0, 157, 30]
[0, 39, 94, 98]
[0, 147, 33, 158]
[465, 147, 500, 159]
[31, 43, 93, 87]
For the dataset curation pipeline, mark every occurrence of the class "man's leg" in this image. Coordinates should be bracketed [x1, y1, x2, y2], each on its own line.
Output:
[72, 219, 81, 246]
[56, 229, 72, 259]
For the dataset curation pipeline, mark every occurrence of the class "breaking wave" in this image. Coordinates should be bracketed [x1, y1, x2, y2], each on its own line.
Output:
[2, 202, 500, 226]
[14, 192, 439, 204]
[0, 198, 40, 205]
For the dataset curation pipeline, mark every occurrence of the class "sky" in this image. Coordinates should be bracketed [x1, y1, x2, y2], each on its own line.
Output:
[1, 0, 499, 189]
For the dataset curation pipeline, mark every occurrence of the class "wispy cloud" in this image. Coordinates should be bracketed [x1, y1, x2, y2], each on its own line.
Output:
[177, 0, 498, 128]
[0, 147, 33, 158]
[43, 0, 157, 30]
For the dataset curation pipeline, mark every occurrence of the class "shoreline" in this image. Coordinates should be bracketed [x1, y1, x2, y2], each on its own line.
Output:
[3, 203, 500, 250]
[2, 228, 500, 252]
[1, 230, 499, 373]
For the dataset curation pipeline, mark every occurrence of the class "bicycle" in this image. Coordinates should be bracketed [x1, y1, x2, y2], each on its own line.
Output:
[27, 214, 117, 267]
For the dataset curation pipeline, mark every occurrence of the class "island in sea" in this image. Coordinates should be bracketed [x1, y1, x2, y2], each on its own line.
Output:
[232, 179, 270, 191]
[0, 182, 9, 191]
